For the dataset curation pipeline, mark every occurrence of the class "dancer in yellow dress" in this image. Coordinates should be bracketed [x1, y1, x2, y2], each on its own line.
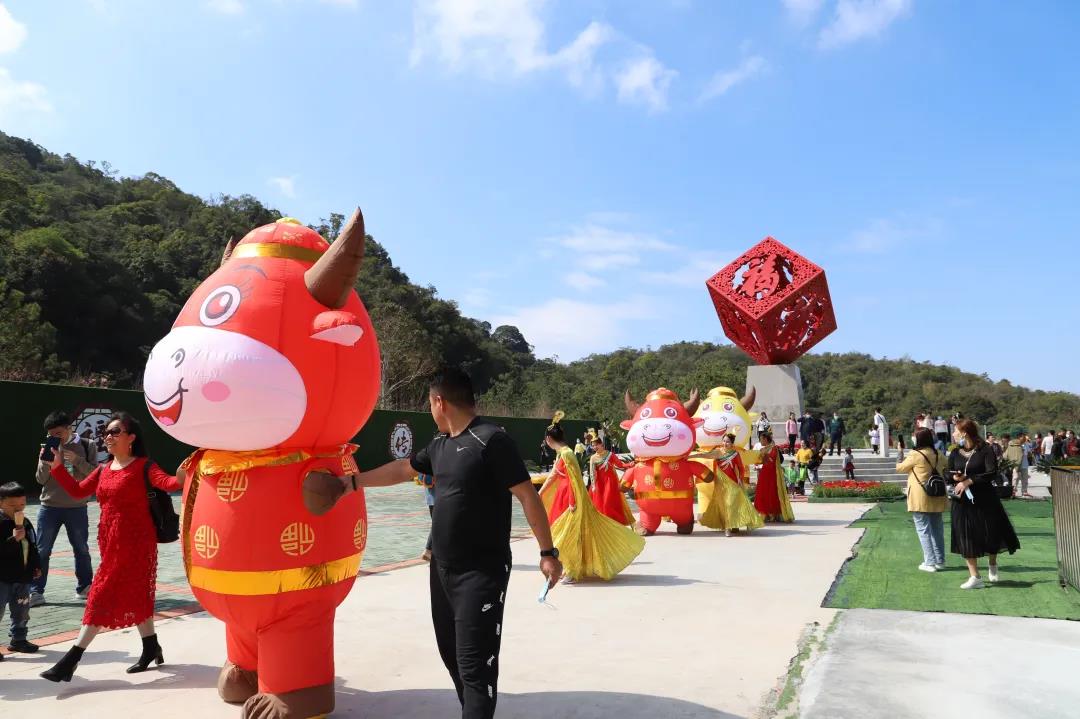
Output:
[691, 433, 764, 536]
[537, 414, 644, 582]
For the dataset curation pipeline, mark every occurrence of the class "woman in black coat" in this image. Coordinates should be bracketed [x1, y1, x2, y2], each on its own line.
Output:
[949, 419, 1020, 589]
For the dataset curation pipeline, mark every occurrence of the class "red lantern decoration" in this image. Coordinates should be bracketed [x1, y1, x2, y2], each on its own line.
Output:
[706, 237, 837, 365]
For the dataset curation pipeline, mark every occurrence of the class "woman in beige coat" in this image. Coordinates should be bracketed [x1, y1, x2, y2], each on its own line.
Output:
[897, 428, 949, 572]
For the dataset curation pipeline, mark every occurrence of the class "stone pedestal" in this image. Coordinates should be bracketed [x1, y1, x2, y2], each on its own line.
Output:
[746, 364, 804, 437]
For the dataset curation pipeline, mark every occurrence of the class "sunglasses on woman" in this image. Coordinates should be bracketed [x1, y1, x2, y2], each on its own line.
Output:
[103, 427, 126, 437]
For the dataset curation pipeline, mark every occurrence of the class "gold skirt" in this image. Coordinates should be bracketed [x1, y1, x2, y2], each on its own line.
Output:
[550, 501, 645, 580]
[698, 476, 764, 531]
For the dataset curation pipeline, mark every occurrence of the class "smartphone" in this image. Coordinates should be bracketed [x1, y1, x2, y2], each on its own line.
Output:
[41, 435, 61, 462]
[537, 580, 552, 604]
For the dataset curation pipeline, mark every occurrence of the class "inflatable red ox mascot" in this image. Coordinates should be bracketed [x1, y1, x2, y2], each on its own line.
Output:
[620, 388, 713, 535]
[143, 211, 379, 719]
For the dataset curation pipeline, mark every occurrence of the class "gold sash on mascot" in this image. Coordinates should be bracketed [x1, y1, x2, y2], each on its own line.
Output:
[180, 444, 361, 596]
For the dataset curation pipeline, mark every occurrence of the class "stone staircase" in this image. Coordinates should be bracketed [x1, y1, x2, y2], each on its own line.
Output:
[813, 448, 906, 484]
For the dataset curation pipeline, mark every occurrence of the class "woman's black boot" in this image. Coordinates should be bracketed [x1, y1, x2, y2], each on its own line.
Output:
[41, 645, 85, 682]
[127, 634, 164, 674]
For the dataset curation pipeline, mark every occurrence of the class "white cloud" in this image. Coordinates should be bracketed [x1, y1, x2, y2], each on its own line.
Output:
[638, 252, 738, 288]
[0, 3, 27, 54]
[319, 0, 359, 6]
[0, 67, 51, 123]
[699, 55, 767, 103]
[491, 296, 659, 361]
[782, 0, 826, 26]
[615, 55, 676, 113]
[410, 0, 614, 90]
[206, 0, 245, 15]
[267, 175, 297, 198]
[461, 287, 492, 309]
[547, 223, 677, 271]
[565, 271, 606, 290]
[846, 215, 941, 254]
[818, 0, 911, 49]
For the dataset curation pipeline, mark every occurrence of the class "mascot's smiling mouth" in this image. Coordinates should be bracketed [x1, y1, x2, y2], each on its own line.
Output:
[642, 432, 673, 447]
[703, 423, 730, 437]
[146, 379, 187, 427]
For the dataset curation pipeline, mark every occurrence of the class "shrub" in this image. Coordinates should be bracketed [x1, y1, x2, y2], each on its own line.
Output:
[815, 480, 904, 499]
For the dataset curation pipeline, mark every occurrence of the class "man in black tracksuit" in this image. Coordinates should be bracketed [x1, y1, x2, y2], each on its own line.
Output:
[345, 368, 562, 718]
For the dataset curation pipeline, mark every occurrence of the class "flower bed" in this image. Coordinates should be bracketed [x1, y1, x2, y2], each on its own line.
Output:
[813, 480, 904, 499]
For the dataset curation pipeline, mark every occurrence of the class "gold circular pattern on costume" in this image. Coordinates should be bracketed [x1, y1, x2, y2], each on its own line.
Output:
[644, 475, 655, 487]
[280, 522, 316, 557]
[215, 471, 249, 503]
[193, 525, 220, 559]
[353, 519, 367, 550]
[662, 477, 675, 490]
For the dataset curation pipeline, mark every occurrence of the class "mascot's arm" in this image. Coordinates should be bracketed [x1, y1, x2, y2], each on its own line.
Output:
[302, 456, 352, 517]
[691, 462, 714, 484]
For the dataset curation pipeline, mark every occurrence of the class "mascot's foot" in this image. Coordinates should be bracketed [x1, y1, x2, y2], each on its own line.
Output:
[243, 683, 334, 719]
[218, 661, 259, 704]
[633, 522, 654, 537]
[676, 522, 694, 535]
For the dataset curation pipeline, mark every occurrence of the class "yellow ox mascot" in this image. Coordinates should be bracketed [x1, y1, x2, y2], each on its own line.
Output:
[691, 387, 763, 534]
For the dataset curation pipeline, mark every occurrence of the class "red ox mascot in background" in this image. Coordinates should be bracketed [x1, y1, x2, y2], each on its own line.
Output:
[143, 210, 379, 719]
[620, 388, 713, 535]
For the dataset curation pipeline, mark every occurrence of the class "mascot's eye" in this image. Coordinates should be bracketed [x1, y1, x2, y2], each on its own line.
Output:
[701, 403, 711, 412]
[639, 407, 652, 419]
[171, 349, 186, 368]
[200, 285, 242, 327]
[664, 407, 678, 419]
[724, 403, 734, 412]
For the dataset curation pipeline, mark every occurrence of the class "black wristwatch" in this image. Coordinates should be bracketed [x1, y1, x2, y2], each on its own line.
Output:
[540, 547, 559, 559]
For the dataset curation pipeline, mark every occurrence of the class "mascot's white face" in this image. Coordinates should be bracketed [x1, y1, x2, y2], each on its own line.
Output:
[143, 326, 307, 451]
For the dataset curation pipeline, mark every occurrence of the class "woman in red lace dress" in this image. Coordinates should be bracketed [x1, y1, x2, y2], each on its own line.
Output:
[40, 412, 182, 683]
[587, 437, 635, 525]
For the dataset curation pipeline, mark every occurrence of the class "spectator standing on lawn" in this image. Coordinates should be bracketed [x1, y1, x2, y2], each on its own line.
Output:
[31, 411, 97, 607]
[949, 419, 1020, 590]
[1041, 431, 1054, 460]
[898, 429, 948, 573]
[1065, 430, 1079, 457]
[933, 416, 949, 452]
[1004, 435, 1031, 499]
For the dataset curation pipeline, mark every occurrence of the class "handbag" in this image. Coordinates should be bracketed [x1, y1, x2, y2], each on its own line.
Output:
[142, 460, 180, 543]
[914, 449, 947, 497]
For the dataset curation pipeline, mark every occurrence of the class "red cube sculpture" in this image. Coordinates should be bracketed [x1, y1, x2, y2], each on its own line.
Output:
[706, 236, 836, 365]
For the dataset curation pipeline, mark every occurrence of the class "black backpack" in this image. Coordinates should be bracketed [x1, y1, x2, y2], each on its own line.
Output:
[142, 460, 180, 543]
[914, 450, 947, 497]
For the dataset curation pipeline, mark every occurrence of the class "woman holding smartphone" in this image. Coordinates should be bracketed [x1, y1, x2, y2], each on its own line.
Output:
[38, 412, 182, 682]
[948, 419, 1020, 589]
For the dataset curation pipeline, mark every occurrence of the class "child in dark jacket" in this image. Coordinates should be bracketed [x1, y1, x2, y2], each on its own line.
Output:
[1, 482, 42, 657]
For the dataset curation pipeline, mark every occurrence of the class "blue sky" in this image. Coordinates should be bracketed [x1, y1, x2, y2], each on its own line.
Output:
[3, 1, 1078, 393]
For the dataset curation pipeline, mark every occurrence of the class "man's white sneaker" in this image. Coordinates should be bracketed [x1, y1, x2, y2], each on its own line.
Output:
[934, 563, 946, 571]
[988, 567, 999, 583]
[28, 592, 45, 608]
[918, 563, 937, 573]
[961, 576, 985, 590]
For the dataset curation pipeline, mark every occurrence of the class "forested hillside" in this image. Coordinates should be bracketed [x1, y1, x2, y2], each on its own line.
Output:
[1, 131, 1076, 436]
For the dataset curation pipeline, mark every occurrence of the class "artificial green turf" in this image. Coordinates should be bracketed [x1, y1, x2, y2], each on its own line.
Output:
[825, 499, 1080, 620]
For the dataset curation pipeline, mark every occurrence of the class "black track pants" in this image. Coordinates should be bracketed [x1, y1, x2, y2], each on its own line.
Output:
[430, 557, 511, 719]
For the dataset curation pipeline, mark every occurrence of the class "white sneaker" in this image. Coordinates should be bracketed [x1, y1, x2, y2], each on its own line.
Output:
[918, 563, 937, 573]
[961, 576, 985, 590]
[28, 592, 45, 608]
[934, 563, 946, 571]
[988, 566, 999, 583]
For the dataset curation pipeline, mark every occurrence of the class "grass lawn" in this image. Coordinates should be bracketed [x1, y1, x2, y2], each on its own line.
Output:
[825, 499, 1080, 620]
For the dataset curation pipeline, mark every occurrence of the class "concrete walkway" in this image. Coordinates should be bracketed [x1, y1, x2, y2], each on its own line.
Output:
[798, 608, 1080, 719]
[0, 502, 869, 719]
